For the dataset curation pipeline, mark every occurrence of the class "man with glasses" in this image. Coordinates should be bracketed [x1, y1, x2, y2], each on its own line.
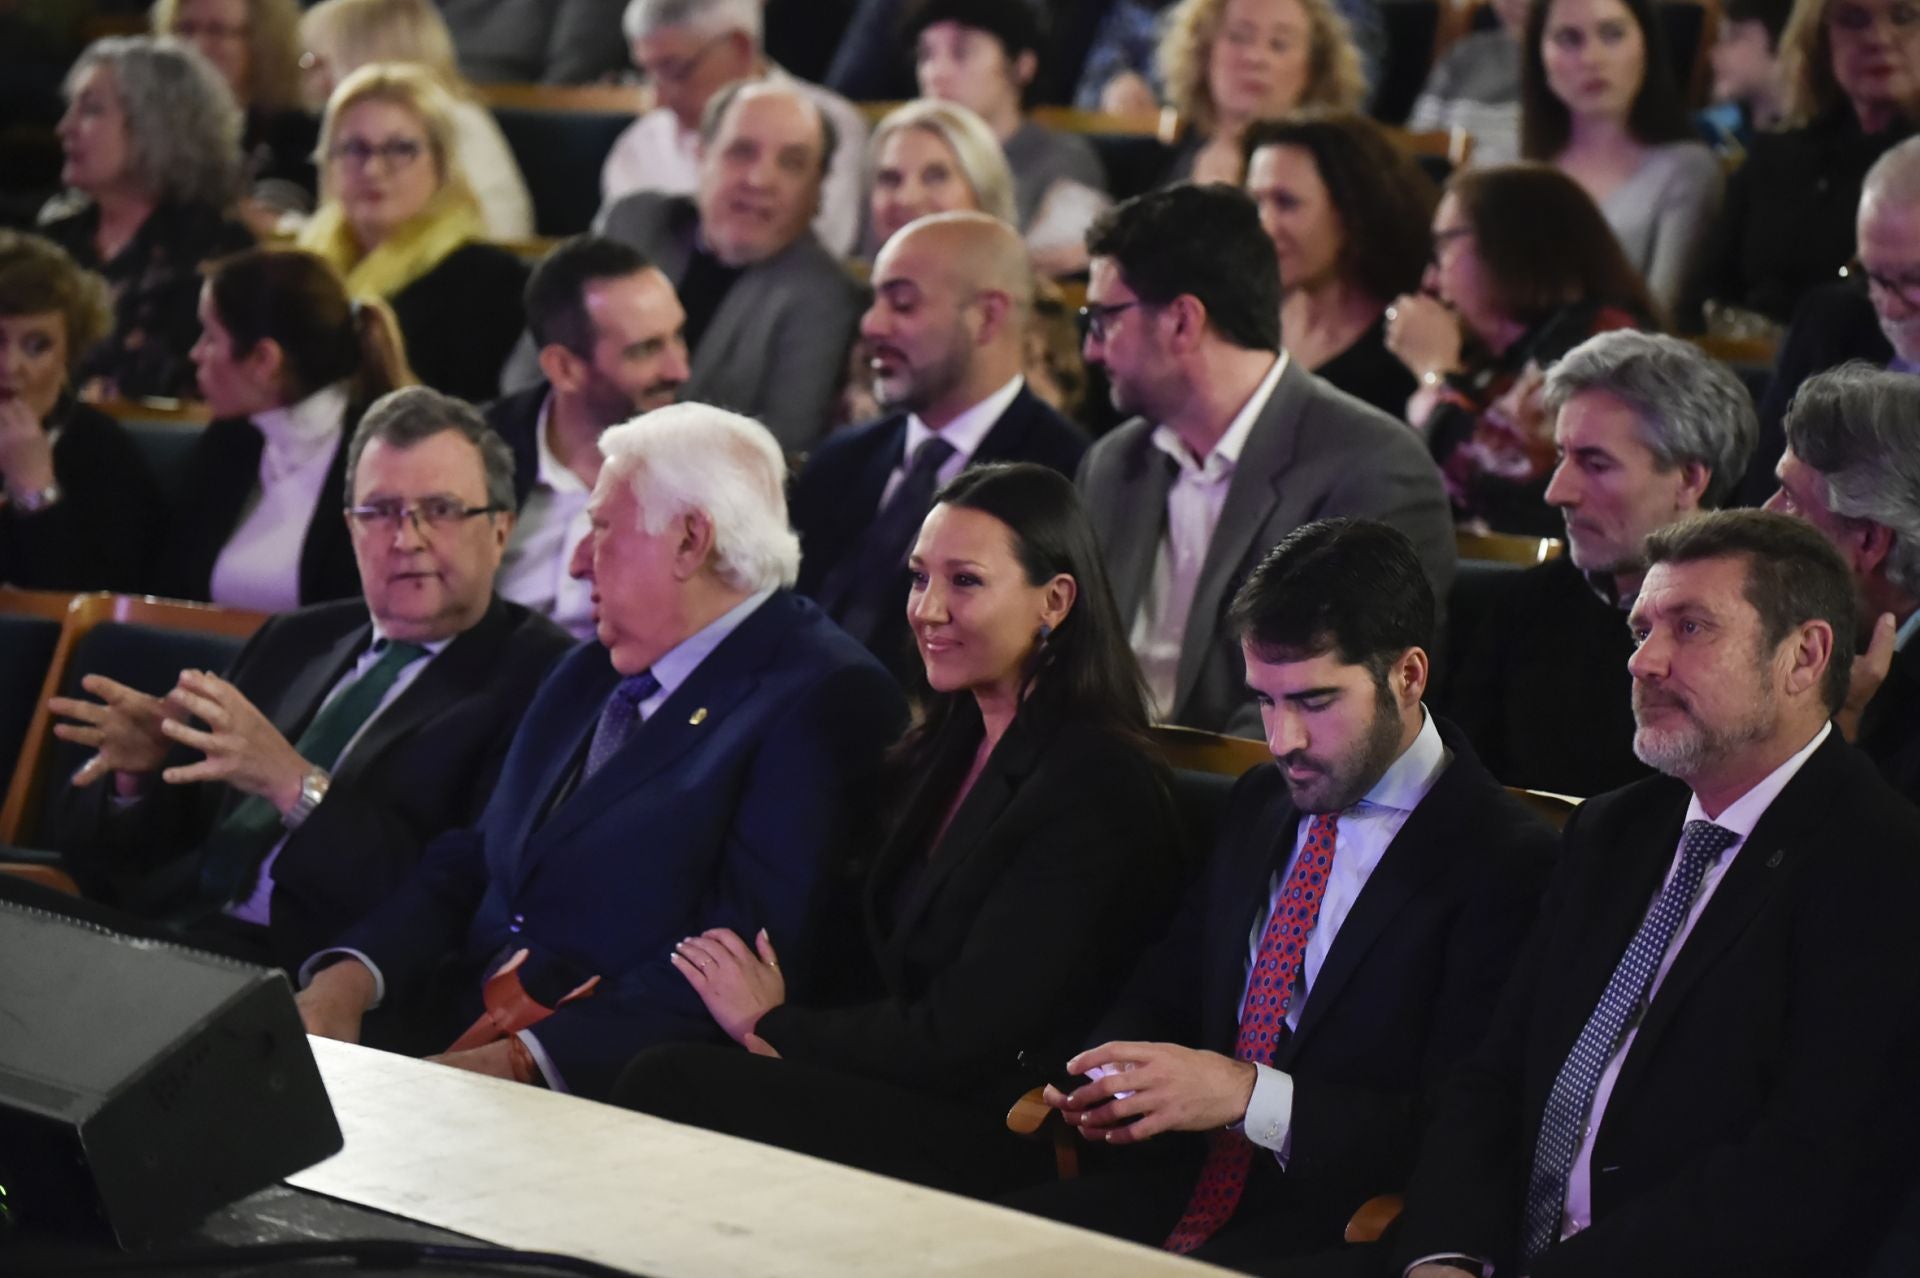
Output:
[45, 387, 573, 970]
[1075, 183, 1454, 736]
[600, 0, 867, 256]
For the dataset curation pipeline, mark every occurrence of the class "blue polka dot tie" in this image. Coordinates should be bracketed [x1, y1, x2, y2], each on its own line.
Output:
[1164, 811, 1341, 1254]
[581, 671, 660, 782]
[1520, 818, 1738, 1266]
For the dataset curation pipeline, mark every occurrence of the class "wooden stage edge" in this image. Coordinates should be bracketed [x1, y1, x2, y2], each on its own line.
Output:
[290, 1037, 1230, 1278]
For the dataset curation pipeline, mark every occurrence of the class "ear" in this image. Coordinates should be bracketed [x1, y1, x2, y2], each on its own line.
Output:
[537, 342, 588, 396]
[246, 336, 288, 392]
[671, 508, 717, 580]
[1782, 618, 1835, 702]
[489, 507, 516, 550]
[1038, 573, 1077, 631]
[1675, 459, 1713, 514]
[1163, 294, 1208, 353]
[1012, 49, 1039, 91]
[971, 288, 1013, 345]
[1393, 646, 1430, 707]
[1854, 519, 1896, 579]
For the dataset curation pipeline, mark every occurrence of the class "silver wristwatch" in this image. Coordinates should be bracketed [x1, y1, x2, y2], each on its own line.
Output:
[284, 768, 331, 829]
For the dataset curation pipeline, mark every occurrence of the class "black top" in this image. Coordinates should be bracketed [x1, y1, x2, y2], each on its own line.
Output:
[1861, 640, 1920, 808]
[39, 200, 255, 401]
[677, 243, 747, 356]
[0, 398, 165, 592]
[388, 242, 529, 404]
[1311, 313, 1417, 420]
[243, 107, 320, 211]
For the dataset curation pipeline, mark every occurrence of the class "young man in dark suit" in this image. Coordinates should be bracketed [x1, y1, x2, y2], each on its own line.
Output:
[1011, 519, 1554, 1274]
[45, 387, 574, 970]
[792, 212, 1087, 679]
[1395, 510, 1920, 1278]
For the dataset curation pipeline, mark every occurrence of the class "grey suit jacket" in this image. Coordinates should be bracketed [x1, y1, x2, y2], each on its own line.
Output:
[1078, 357, 1455, 738]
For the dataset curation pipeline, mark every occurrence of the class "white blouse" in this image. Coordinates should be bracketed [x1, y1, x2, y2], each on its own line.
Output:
[209, 381, 350, 613]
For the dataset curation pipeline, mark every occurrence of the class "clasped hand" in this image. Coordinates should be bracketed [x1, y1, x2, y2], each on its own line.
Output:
[672, 926, 785, 1054]
[1042, 1041, 1258, 1145]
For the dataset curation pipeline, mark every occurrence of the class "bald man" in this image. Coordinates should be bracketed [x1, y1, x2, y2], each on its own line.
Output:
[792, 211, 1088, 678]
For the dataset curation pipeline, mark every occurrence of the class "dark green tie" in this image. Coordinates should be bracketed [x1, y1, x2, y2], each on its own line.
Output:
[195, 640, 428, 906]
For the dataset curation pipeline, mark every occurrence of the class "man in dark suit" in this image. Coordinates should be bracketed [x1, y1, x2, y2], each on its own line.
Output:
[1765, 363, 1920, 804]
[1444, 332, 1757, 797]
[1012, 519, 1554, 1274]
[1394, 510, 1920, 1278]
[1074, 185, 1455, 737]
[295, 403, 907, 1100]
[46, 388, 574, 969]
[793, 212, 1087, 678]
[487, 236, 690, 640]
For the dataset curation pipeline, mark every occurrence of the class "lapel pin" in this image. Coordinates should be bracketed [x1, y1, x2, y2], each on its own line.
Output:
[689, 707, 708, 726]
[1765, 848, 1784, 869]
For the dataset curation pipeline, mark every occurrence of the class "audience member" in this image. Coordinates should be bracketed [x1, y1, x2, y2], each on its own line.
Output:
[299, 0, 535, 240]
[1445, 331, 1757, 797]
[795, 213, 1087, 677]
[1158, 0, 1368, 185]
[152, 0, 319, 219]
[1406, 0, 1527, 168]
[864, 99, 1018, 253]
[1769, 363, 1920, 801]
[1386, 164, 1653, 533]
[1700, 0, 1920, 326]
[295, 404, 907, 1100]
[909, 0, 1113, 276]
[1076, 184, 1453, 736]
[46, 387, 571, 970]
[487, 236, 689, 640]
[39, 36, 253, 402]
[1243, 112, 1435, 418]
[1521, 0, 1721, 319]
[296, 62, 528, 403]
[1074, 0, 1175, 114]
[580, 80, 864, 451]
[1393, 509, 1920, 1278]
[615, 462, 1184, 1197]
[436, 0, 629, 85]
[1010, 518, 1552, 1272]
[157, 247, 411, 609]
[600, 0, 868, 256]
[0, 230, 165, 592]
[1698, 0, 1794, 155]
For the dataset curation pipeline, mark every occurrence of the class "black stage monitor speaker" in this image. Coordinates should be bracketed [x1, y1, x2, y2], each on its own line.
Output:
[0, 900, 343, 1245]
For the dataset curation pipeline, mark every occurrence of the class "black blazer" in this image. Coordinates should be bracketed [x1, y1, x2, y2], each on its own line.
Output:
[1860, 640, 1920, 806]
[0, 401, 165, 592]
[1392, 730, 1920, 1278]
[153, 409, 362, 607]
[481, 382, 547, 511]
[390, 242, 529, 405]
[54, 596, 573, 969]
[753, 703, 1185, 1112]
[1085, 717, 1555, 1237]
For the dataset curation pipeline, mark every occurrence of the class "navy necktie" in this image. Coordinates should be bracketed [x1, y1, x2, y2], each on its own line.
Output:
[581, 671, 661, 781]
[818, 435, 957, 646]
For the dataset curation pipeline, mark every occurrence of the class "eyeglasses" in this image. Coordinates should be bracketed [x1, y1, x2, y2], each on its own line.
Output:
[1828, 0, 1920, 31]
[637, 34, 728, 86]
[1842, 258, 1920, 308]
[328, 137, 425, 171]
[1076, 301, 1144, 343]
[347, 497, 505, 533]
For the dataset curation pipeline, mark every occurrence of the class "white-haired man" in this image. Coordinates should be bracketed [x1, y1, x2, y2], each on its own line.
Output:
[296, 404, 907, 1101]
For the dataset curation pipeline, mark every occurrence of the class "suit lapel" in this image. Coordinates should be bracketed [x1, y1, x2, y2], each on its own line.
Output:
[971, 389, 1040, 466]
[1205, 787, 1299, 1052]
[275, 622, 371, 747]
[1105, 427, 1174, 623]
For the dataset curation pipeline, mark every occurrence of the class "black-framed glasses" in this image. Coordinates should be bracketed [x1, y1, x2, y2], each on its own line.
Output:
[328, 137, 425, 170]
[1842, 258, 1920, 309]
[346, 497, 505, 533]
[1076, 301, 1143, 343]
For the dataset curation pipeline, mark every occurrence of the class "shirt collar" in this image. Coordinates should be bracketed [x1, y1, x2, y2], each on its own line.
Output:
[366, 616, 453, 657]
[253, 380, 348, 477]
[532, 391, 591, 496]
[1355, 705, 1448, 814]
[1683, 720, 1832, 837]
[1149, 351, 1287, 476]
[1897, 608, 1920, 651]
[648, 587, 776, 703]
[903, 375, 1023, 469]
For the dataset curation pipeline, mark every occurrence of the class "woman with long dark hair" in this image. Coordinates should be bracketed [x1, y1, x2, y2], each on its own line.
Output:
[613, 462, 1185, 1199]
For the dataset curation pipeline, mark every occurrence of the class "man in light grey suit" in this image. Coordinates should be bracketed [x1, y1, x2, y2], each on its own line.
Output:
[501, 79, 862, 452]
[1077, 184, 1455, 738]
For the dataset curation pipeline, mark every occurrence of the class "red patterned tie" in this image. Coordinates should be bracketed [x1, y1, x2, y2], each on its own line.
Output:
[1163, 812, 1341, 1254]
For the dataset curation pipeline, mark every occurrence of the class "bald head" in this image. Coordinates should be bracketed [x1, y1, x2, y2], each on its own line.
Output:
[1858, 138, 1920, 363]
[861, 211, 1033, 428]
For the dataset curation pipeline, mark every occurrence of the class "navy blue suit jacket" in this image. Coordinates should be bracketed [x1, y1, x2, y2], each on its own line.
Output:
[332, 589, 908, 1099]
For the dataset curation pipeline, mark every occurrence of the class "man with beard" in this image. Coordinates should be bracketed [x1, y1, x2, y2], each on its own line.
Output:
[791, 212, 1086, 676]
[1444, 331, 1756, 796]
[1009, 518, 1554, 1275]
[486, 236, 690, 639]
[1393, 510, 1920, 1278]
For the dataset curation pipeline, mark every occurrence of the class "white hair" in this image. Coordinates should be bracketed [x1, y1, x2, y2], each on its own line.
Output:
[622, 0, 762, 45]
[599, 403, 799, 592]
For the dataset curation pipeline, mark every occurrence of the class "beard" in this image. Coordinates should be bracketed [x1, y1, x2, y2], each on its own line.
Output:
[1278, 681, 1408, 814]
[1632, 678, 1777, 779]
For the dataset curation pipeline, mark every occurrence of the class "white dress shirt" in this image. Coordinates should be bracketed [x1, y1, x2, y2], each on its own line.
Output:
[1131, 353, 1287, 720]
[878, 375, 1024, 510]
[496, 393, 596, 640]
[1558, 721, 1832, 1239]
[1897, 607, 1920, 651]
[210, 381, 349, 614]
[1239, 709, 1451, 1157]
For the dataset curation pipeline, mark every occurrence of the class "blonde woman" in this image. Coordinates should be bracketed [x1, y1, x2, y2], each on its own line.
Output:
[299, 0, 534, 238]
[297, 64, 526, 401]
[865, 100, 1017, 254]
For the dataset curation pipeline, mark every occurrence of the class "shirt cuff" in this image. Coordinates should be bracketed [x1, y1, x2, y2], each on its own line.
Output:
[297, 947, 386, 1009]
[516, 1029, 566, 1093]
[1405, 1254, 1493, 1277]
[1241, 1062, 1295, 1160]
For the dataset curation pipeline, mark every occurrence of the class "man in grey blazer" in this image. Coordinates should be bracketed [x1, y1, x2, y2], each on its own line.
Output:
[1077, 184, 1455, 738]
[501, 80, 862, 453]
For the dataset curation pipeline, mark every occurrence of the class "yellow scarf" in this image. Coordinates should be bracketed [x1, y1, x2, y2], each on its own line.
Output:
[297, 186, 486, 301]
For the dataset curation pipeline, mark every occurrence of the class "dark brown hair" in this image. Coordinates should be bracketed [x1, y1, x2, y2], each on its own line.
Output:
[0, 230, 111, 374]
[205, 247, 413, 405]
[1520, 0, 1693, 158]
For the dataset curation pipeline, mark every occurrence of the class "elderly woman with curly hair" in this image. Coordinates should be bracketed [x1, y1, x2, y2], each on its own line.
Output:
[0, 231, 167, 591]
[40, 36, 255, 402]
[1157, 0, 1369, 186]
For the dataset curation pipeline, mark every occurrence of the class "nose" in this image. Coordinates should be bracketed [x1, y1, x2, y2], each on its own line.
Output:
[1420, 262, 1442, 293]
[1761, 486, 1789, 514]
[859, 299, 889, 343]
[1626, 627, 1668, 681]
[568, 528, 594, 580]
[390, 506, 430, 550]
[1543, 457, 1578, 508]
[662, 336, 691, 384]
[1264, 704, 1307, 759]
[907, 576, 946, 626]
[1081, 329, 1105, 369]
